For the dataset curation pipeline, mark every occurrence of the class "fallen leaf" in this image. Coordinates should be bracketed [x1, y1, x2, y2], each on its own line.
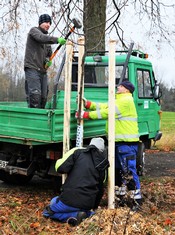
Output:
[30, 222, 40, 228]
[164, 218, 172, 225]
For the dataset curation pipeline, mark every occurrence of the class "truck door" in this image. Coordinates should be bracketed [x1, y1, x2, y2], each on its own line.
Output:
[134, 67, 161, 143]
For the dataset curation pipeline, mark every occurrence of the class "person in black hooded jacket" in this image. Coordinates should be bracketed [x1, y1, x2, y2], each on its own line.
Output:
[43, 137, 109, 226]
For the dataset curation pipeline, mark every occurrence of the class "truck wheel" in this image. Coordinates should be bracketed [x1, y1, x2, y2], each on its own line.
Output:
[0, 170, 33, 184]
[136, 142, 145, 176]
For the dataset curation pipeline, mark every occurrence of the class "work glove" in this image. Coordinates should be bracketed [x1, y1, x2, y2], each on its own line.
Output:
[76, 96, 91, 109]
[45, 60, 52, 68]
[82, 97, 88, 107]
[57, 37, 66, 45]
[75, 110, 89, 119]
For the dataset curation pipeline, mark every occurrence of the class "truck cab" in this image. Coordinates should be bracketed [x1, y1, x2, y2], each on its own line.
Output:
[71, 50, 162, 149]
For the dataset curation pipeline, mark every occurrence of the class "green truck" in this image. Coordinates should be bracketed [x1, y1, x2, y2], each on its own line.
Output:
[0, 49, 162, 184]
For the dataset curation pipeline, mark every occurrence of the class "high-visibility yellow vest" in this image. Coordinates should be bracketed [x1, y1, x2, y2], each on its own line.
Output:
[88, 93, 139, 142]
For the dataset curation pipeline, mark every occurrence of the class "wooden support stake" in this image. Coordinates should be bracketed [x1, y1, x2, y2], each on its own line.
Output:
[108, 39, 117, 209]
[76, 37, 85, 147]
[62, 41, 74, 183]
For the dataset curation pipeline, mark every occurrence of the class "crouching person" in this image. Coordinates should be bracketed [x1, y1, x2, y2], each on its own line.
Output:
[43, 137, 109, 226]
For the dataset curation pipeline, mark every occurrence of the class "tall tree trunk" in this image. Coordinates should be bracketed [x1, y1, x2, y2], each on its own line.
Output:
[83, 0, 106, 54]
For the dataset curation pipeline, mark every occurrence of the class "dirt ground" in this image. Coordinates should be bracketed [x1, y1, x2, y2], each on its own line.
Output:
[144, 149, 175, 177]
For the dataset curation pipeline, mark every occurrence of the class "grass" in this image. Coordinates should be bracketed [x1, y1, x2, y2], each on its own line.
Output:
[155, 111, 175, 151]
[160, 111, 175, 132]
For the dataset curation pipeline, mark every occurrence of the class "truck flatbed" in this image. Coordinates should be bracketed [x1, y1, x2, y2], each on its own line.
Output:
[0, 88, 107, 145]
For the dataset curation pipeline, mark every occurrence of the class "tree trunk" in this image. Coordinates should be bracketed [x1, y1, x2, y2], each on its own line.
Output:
[83, 0, 107, 54]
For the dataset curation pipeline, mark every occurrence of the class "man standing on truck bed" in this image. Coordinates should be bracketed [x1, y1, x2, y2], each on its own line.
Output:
[76, 80, 142, 211]
[43, 137, 109, 226]
[24, 14, 66, 108]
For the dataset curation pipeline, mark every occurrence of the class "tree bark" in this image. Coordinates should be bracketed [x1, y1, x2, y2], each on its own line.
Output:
[83, 0, 106, 54]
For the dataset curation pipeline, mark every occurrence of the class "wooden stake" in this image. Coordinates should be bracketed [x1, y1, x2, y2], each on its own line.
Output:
[62, 41, 73, 183]
[76, 37, 85, 147]
[108, 39, 117, 209]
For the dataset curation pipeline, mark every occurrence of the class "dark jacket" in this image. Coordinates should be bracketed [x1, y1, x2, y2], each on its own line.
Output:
[24, 26, 58, 73]
[56, 146, 109, 210]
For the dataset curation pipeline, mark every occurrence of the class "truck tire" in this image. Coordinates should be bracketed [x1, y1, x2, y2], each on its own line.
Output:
[0, 170, 33, 184]
[136, 142, 145, 176]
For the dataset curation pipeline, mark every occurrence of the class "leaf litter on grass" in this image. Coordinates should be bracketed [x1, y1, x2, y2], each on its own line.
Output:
[0, 178, 174, 235]
[74, 177, 175, 235]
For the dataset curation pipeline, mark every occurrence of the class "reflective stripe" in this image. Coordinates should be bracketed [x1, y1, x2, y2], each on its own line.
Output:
[129, 189, 142, 199]
[115, 186, 127, 196]
[96, 102, 100, 110]
[55, 147, 83, 171]
[115, 134, 140, 139]
[115, 105, 137, 121]
[116, 117, 138, 121]
[115, 105, 122, 119]
[93, 102, 102, 119]
[96, 109, 102, 119]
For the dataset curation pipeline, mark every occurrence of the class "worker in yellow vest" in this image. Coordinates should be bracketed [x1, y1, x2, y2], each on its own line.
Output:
[76, 80, 142, 211]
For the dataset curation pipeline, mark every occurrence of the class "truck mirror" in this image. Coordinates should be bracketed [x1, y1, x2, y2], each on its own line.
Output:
[153, 83, 162, 99]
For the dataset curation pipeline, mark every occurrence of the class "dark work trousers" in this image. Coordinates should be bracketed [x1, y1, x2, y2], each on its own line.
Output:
[25, 68, 48, 108]
[115, 143, 140, 190]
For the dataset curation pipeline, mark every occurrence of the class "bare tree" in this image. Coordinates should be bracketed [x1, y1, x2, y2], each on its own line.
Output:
[0, 0, 174, 79]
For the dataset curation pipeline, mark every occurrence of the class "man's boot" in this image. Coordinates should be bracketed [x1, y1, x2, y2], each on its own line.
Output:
[67, 211, 87, 226]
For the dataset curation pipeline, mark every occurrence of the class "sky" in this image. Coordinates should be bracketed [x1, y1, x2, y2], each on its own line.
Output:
[106, 0, 175, 88]
[0, 0, 175, 88]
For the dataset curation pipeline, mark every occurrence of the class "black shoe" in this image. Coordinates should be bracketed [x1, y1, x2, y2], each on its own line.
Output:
[45, 206, 55, 215]
[67, 211, 87, 227]
[67, 217, 78, 226]
[77, 211, 87, 223]
[43, 205, 55, 217]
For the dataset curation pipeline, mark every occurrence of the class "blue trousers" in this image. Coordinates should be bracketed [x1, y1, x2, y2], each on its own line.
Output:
[43, 196, 94, 222]
[115, 143, 140, 190]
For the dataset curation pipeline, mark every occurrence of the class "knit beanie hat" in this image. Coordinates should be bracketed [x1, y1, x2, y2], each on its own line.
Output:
[120, 80, 135, 93]
[89, 137, 105, 152]
[39, 14, 52, 25]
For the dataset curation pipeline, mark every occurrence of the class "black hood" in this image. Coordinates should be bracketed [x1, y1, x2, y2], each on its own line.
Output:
[85, 146, 109, 171]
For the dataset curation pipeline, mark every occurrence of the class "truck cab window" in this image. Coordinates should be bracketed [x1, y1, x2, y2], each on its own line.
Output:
[72, 63, 126, 86]
[105, 65, 127, 85]
[115, 66, 128, 85]
[103, 65, 127, 85]
[137, 70, 153, 98]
